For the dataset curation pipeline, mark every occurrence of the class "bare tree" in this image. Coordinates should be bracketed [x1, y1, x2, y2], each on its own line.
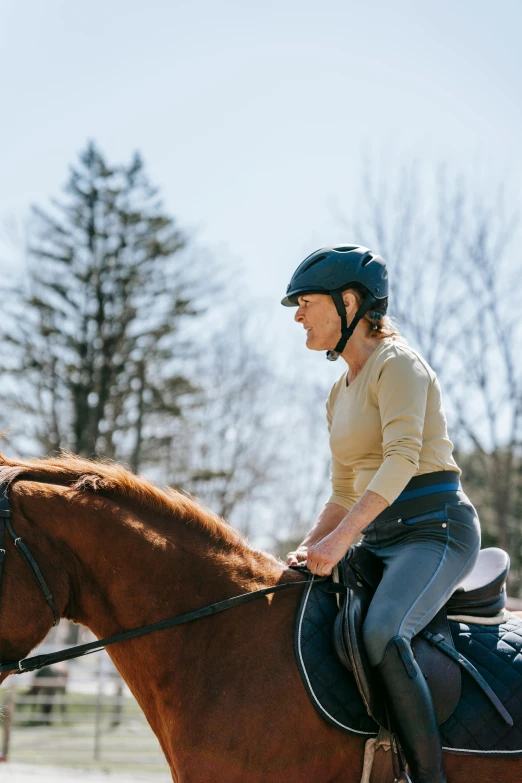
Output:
[450, 197, 522, 557]
[340, 162, 522, 589]
[268, 372, 332, 557]
[165, 310, 283, 533]
[160, 306, 334, 550]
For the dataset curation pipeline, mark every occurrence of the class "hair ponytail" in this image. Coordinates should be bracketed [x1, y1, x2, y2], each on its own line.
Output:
[347, 283, 403, 341]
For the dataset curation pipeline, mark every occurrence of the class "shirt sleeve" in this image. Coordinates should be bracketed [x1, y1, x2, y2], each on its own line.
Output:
[366, 350, 431, 504]
[328, 456, 360, 511]
[326, 386, 359, 512]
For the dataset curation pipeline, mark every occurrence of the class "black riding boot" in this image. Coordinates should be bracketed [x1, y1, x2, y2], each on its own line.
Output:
[376, 636, 447, 783]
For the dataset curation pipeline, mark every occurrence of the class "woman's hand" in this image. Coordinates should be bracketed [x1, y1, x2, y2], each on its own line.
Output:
[286, 546, 308, 566]
[306, 527, 353, 576]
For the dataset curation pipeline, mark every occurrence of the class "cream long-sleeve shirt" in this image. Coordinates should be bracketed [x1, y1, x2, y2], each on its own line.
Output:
[326, 337, 460, 510]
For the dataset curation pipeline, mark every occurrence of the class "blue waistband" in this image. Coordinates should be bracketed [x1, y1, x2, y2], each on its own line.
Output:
[394, 482, 461, 503]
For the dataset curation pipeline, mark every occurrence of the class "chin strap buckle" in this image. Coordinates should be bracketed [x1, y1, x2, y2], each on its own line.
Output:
[326, 350, 341, 361]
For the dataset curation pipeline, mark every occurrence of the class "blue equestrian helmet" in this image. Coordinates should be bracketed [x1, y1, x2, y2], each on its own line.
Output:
[281, 245, 389, 360]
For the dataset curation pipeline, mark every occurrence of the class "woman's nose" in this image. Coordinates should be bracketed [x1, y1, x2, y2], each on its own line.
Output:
[294, 308, 304, 323]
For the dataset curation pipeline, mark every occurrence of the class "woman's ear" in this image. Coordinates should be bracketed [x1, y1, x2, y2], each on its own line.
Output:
[342, 291, 357, 315]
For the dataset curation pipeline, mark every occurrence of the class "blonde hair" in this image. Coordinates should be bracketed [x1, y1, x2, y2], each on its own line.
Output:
[346, 284, 402, 341]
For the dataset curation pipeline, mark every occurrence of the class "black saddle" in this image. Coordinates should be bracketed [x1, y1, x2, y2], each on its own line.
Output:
[331, 545, 511, 729]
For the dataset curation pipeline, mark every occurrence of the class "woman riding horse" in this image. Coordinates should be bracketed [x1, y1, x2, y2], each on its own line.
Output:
[283, 245, 481, 783]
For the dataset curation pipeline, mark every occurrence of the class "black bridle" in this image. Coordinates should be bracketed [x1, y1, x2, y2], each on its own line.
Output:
[0, 487, 60, 627]
[0, 484, 326, 676]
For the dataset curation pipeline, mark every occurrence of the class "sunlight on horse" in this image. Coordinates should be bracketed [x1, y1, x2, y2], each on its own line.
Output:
[0, 452, 519, 782]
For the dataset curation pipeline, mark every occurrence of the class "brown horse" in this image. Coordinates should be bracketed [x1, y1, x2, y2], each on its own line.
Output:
[0, 453, 519, 783]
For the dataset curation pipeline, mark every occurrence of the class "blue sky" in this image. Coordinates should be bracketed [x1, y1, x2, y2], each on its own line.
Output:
[1, 0, 520, 370]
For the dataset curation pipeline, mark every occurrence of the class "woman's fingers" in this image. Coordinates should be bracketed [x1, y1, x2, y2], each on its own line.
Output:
[307, 551, 334, 576]
[313, 564, 333, 576]
[287, 545, 337, 575]
[286, 548, 308, 565]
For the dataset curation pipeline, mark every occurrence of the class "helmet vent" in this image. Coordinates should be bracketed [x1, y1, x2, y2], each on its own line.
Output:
[361, 254, 374, 266]
[336, 246, 358, 252]
[305, 253, 327, 270]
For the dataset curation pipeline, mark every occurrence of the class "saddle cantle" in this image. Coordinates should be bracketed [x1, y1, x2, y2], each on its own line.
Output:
[330, 545, 512, 729]
[446, 547, 510, 617]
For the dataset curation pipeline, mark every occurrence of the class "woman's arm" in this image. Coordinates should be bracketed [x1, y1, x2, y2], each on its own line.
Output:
[286, 502, 347, 565]
[306, 489, 389, 575]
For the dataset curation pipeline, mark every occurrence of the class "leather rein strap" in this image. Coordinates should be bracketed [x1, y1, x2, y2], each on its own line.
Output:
[1, 575, 314, 676]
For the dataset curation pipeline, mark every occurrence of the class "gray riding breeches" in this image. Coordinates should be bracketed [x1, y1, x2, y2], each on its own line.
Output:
[359, 488, 481, 667]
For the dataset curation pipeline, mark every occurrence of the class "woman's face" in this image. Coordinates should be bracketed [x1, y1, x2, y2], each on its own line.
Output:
[294, 292, 356, 351]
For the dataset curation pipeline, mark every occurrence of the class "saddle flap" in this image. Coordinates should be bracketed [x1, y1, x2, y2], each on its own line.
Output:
[332, 552, 387, 725]
[338, 583, 387, 726]
[332, 550, 461, 728]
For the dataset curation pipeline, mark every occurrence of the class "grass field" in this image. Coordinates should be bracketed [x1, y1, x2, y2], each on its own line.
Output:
[5, 763, 172, 782]
[1, 686, 170, 774]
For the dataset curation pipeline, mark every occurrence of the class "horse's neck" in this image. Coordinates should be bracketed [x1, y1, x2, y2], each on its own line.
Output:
[53, 501, 283, 657]
[60, 496, 281, 639]
[49, 493, 286, 764]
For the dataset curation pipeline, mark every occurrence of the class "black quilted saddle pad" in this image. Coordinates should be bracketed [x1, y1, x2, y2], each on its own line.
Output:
[295, 576, 522, 755]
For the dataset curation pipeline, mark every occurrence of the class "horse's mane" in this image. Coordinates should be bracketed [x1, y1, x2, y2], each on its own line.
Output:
[0, 451, 248, 552]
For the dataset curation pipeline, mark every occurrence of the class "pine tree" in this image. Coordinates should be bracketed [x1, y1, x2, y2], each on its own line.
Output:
[1, 142, 203, 470]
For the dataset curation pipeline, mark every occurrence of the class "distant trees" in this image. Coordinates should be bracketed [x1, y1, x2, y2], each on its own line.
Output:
[269, 374, 332, 558]
[171, 311, 282, 527]
[0, 143, 299, 541]
[0, 143, 203, 471]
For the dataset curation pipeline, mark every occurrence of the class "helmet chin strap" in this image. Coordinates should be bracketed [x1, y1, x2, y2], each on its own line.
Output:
[326, 291, 377, 361]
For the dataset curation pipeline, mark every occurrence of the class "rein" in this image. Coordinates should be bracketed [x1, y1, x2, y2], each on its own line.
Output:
[0, 486, 318, 676]
[1, 577, 315, 676]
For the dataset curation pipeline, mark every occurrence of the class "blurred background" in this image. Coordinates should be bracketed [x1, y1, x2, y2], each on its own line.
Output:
[0, 0, 521, 778]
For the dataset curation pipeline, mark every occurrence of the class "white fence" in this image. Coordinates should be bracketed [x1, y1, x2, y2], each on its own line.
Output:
[0, 623, 169, 773]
